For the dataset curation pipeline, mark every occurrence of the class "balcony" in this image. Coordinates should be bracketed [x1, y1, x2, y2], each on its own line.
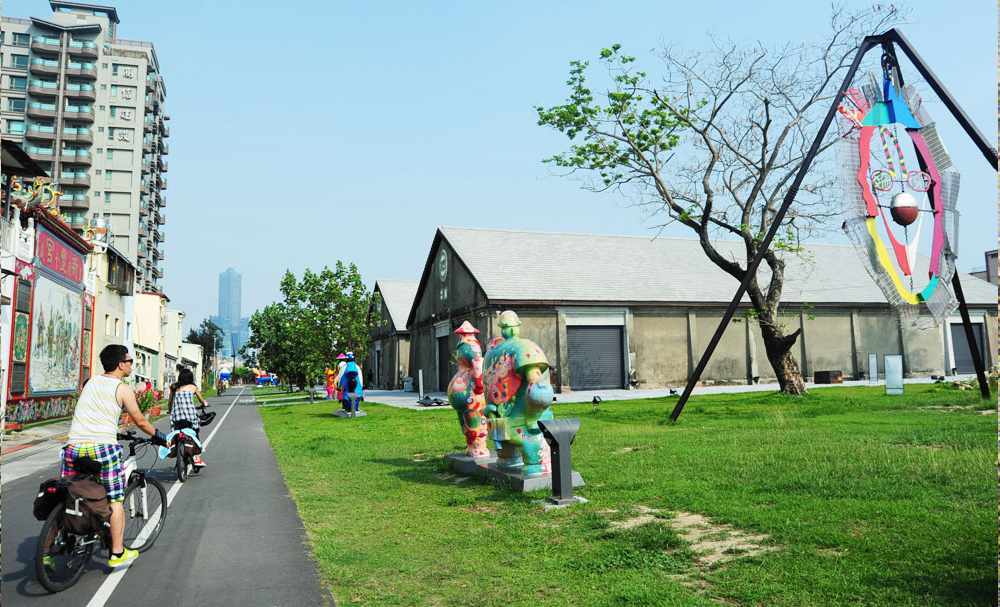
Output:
[140, 179, 149, 194]
[159, 140, 169, 155]
[152, 267, 163, 279]
[24, 124, 56, 142]
[59, 193, 90, 212]
[142, 137, 152, 153]
[143, 118, 155, 133]
[63, 105, 94, 124]
[139, 200, 149, 216]
[30, 36, 61, 55]
[160, 178, 167, 190]
[66, 62, 97, 80]
[138, 245, 147, 258]
[159, 158, 168, 172]
[144, 96, 153, 113]
[64, 83, 96, 102]
[153, 248, 163, 260]
[158, 195, 166, 207]
[59, 170, 91, 187]
[64, 213, 88, 228]
[27, 102, 57, 119]
[141, 161, 151, 175]
[27, 79, 58, 97]
[68, 39, 99, 61]
[62, 127, 93, 144]
[62, 149, 92, 166]
[153, 228, 163, 242]
[138, 224, 148, 237]
[29, 58, 60, 77]
[146, 75, 155, 92]
[154, 209, 164, 224]
[25, 146, 54, 162]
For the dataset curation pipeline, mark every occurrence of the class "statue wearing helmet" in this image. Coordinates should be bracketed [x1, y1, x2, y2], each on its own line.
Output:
[482, 311, 553, 475]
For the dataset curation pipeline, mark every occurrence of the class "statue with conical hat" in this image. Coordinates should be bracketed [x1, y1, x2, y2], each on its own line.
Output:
[446, 321, 490, 458]
[483, 311, 553, 476]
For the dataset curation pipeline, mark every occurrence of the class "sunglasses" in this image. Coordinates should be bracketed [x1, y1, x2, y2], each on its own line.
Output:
[122, 358, 134, 364]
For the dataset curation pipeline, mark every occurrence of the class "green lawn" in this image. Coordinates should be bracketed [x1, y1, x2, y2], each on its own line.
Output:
[260, 384, 996, 607]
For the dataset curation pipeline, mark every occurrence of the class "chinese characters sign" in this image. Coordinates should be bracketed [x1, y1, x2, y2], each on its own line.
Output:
[36, 229, 84, 284]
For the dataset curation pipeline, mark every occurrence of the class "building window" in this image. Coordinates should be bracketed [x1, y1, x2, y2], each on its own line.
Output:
[105, 170, 112, 183]
[10, 54, 28, 69]
[101, 84, 107, 90]
[7, 97, 25, 112]
[102, 62, 108, 68]
[8, 76, 26, 91]
[95, 169, 101, 175]
[12, 33, 29, 47]
[105, 149, 112, 159]
[105, 314, 111, 336]
[105, 192, 111, 203]
[98, 126, 104, 132]
[110, 85, 117, 98]
[6, 120, 24, 134]
[114, 318, 120, 337]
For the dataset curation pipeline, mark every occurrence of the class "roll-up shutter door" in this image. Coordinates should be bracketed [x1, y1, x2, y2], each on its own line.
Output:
[950, 322, 984, 374]
[567, 326, 624, 390]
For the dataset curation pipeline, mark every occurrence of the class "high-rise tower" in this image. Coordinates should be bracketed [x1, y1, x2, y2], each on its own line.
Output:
[1, 1, 170, 291]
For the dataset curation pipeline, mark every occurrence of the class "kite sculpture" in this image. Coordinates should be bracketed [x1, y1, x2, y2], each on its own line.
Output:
[483, 311, 553, 476]
[837, 54, 960, 328]
[446, 321, 490, 458]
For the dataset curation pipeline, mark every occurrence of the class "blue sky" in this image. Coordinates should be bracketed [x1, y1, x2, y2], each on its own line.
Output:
[6, 1, 996, 331]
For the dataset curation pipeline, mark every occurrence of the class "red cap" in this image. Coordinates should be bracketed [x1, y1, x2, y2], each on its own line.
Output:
[454, 321, 480, 334]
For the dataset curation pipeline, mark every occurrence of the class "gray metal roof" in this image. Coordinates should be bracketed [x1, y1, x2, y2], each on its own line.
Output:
[439, 226, 997, 306]
[375, 279, 419, 332]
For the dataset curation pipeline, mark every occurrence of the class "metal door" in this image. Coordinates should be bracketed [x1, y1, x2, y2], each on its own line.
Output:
[567, 326, 624, 390]
[950, 322, 984, 374]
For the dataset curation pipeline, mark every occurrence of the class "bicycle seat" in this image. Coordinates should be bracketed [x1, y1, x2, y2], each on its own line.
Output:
[72, 457, 102, 476]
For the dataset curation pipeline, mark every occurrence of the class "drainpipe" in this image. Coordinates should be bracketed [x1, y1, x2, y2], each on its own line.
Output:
[53, 32, 70, 178]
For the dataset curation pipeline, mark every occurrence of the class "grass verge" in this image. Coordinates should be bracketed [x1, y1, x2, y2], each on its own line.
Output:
[260, 383, 996, 606]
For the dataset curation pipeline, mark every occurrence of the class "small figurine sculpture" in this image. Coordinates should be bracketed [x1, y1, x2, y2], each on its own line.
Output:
[483, 311, 553, 476]
[338, 352, 364, 413]
[447, 321, 489, 458]
[324, 368, 337, 399]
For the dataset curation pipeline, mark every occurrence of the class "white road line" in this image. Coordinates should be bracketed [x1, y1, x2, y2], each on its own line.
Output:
[85, 387, 247, 607]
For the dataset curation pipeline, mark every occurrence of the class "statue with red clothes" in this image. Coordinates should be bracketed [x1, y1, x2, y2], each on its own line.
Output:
[446, 321, 490, 458]
[483, 310, 553, 476]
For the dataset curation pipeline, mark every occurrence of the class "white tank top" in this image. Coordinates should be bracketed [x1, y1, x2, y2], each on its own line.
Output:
[68, 375, 123, 444]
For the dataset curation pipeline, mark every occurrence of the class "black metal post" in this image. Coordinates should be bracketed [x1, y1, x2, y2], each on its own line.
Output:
[950, 274, 991, 399]
[670, 34, 881, 421]
[538, 418, 581, 505]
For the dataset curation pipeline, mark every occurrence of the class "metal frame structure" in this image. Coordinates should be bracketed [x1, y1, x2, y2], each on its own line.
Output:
[670, 28, 996, 420]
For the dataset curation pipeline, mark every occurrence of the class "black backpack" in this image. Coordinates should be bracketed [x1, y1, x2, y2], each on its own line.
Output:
[33, 477, 71, 521]
[60, 475, 112, 535]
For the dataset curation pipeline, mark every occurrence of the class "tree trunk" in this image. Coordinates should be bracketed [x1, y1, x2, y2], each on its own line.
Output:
[759, 322, 806, 395]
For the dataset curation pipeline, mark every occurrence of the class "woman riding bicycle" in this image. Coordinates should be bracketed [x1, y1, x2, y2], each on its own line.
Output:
[169, 368, 209, 468]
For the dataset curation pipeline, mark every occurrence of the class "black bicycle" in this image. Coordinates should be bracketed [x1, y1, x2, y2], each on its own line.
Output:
[34, 432, 168, 593]
[172, 405, 215, 483]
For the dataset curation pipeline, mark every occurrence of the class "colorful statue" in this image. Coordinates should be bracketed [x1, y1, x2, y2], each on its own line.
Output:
[447, 321, 489, 458]
[483, 310, 552, 476]
[325, 368, 337, 399]
[338, 352, 364, 413]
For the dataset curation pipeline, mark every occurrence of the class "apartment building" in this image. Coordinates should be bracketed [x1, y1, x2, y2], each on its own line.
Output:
[1, 1, 169, 291]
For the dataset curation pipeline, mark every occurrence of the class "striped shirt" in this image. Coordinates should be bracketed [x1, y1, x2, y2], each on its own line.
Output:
[68, 375, 123, 444]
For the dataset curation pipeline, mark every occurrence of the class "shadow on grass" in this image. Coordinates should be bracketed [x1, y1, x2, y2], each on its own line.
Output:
[365, 456, 543, 503]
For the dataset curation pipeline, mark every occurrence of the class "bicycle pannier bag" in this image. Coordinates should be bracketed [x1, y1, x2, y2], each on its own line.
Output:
[61, 475, 112, 535]
[33, 477, 70, 521]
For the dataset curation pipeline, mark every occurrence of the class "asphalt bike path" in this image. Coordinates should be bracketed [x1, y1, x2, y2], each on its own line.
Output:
[1, 387, 335, 606]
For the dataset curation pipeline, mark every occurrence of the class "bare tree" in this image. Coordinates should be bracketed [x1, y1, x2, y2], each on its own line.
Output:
[536, 6, 903, 394]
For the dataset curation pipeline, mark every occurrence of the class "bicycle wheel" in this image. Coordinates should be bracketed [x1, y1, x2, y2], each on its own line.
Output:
[174, 438, 187, 483]
[121, 477, 167, 552]
[35, 507, 93, 592]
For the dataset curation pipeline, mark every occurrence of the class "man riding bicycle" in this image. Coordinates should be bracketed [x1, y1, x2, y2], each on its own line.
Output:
[58, 345, 168, 568]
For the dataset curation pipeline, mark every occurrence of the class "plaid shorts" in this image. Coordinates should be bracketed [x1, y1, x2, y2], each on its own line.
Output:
[61, 443, 127, 502]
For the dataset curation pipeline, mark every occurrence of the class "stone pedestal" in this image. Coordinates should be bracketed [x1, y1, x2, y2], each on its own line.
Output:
[442, 453, 585, 493]
[443, 452, 496, 474]
[332, 409, 367, 418]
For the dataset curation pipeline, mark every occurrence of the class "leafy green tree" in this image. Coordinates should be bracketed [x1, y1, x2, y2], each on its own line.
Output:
[185, 318, 225, 382]
[536, 7, 901, 395]
[247, 262, 377, 389]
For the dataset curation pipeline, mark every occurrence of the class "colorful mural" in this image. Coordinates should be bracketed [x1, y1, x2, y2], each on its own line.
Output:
[4, 396, 76, 425]
[13, 312, 30, 362]
[29, 274, 83, 393]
